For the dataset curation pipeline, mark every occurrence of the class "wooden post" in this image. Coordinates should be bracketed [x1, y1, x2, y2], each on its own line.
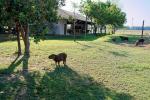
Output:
[85, 15, 88, 39]
[73, 19, 76, 41]
[141, 20, 144, 38]
[73, 8, 76, 41]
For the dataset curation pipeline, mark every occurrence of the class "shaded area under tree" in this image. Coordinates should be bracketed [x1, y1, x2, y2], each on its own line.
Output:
[0, 56, 133, 100]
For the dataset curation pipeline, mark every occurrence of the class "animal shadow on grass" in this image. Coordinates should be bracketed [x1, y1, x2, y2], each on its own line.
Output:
[38, 65, 134, 100]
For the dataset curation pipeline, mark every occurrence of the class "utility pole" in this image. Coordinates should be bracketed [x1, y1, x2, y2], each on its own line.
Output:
[141, 20, 144, 38]
[132, 17, 134, 29]
[74, 9, 76, 41]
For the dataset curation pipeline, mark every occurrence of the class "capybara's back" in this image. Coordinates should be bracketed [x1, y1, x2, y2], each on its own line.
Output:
[135, 38, 145, 46]
[58, 53, 67, 60]
[139, 39, 145, 43]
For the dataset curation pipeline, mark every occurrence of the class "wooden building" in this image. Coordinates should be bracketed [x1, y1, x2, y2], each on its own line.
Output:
[51, 9, 92, 35]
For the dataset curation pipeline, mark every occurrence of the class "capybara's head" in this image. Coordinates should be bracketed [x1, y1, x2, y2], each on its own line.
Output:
[48, 54, 56, 59]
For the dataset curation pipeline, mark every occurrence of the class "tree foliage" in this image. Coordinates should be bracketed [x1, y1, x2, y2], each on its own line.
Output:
[0, 0, 64, 30]
[0, 0, 65, 55]
[80, 0, 126, 34]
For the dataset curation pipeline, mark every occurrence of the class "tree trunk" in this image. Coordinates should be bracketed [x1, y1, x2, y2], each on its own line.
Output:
[100, 26, 103, 34]
[112, 26, 116, 34]
[20, 24, 26, 44]
[16, 31, 22, 56]
[94, 25, 97, 35]
[104, 26, 106, 34]
[73, 20, 76, 41]
[90, 18, 94, 35]
[113, 26, 116, 34]
[24, 24, 30, 56]
[15, 22, 22, 56]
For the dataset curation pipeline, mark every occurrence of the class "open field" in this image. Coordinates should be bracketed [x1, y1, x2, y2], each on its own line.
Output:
[0, 30, 150, 100]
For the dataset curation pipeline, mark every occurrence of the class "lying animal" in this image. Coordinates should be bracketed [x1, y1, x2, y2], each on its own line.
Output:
[112, 38, 116, 42]
[48, 53, 67, 66]
[135, 38, 145, 46]
[119, 36, 129, 41]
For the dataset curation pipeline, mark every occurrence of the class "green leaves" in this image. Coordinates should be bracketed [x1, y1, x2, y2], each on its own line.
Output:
[0, 0, 65, 42]
[81, 0, 126, 28]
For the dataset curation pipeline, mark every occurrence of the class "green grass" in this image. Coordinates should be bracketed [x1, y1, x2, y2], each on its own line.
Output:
[0, 31, 150, 100]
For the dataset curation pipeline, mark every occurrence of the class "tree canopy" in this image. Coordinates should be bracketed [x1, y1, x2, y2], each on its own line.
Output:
[0, 0, 65, 29]
[0, 0, 65, 55]
[80, 0, 126, 34]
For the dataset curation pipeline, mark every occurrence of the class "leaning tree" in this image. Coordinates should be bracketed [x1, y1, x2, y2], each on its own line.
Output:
[0, 0, 65, 56]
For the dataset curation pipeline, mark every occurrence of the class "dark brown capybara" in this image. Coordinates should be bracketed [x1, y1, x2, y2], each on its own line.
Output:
[48, 53, 67, 66]
[119, 36, 129, 41]
[112, 38, 116, 42]
[135, 38, 145, 46]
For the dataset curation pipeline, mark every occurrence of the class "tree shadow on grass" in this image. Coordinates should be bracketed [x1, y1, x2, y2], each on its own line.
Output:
[0, 55, 41, 100]
[109, 51, 128, 57]
[37, 65, 134, 100]
[75, 41, 93, 48]
[75, 41, 104, 51]
[0, 55, 29, 75]
[0, 55, 31, 100]
[0, 58, 134, 100]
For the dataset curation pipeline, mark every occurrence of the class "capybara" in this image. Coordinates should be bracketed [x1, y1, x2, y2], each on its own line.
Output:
[112, 38, 116, 42]
[48, 53, 67, 66]
[119, 36, 129, 41]
[135, 38, 145, 46]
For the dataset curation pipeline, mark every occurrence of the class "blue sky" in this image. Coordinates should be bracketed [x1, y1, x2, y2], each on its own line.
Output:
[61, 0, 150, 26]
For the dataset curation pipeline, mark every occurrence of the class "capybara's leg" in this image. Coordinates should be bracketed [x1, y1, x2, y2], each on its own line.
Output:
[63, 59, 66, 65]
[55, 61, 57, 66]
[58, 62, 60, 66]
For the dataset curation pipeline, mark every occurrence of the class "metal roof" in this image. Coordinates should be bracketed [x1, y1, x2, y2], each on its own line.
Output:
[58, 9, 91, 22]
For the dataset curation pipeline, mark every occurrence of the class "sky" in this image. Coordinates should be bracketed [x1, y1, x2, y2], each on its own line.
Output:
[61, 0, 150, 26]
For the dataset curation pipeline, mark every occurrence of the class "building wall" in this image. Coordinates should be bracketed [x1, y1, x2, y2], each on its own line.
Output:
[53, 19, 67, 35]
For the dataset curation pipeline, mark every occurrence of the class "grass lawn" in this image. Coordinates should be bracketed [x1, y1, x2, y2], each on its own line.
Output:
[0, 31, 150, 100]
